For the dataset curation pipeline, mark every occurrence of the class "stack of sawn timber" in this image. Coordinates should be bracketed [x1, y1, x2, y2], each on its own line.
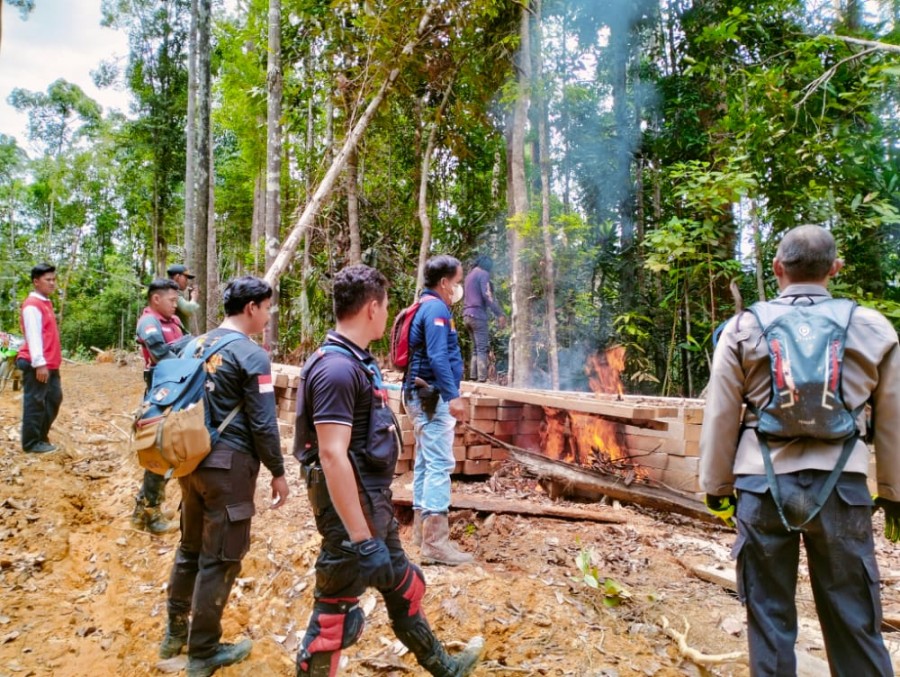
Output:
[463, 383, 707, 499]
[270, 363, 512, 476]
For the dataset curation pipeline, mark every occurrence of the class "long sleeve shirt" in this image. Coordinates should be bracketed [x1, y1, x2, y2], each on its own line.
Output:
[463, 267, 504, 321]
[700, 283, 900, 501]
[407, 290, 464, 402]
[19, 292, 61, 369]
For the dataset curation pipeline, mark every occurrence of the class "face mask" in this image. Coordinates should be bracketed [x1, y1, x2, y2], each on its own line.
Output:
[450, 283, 464, 305]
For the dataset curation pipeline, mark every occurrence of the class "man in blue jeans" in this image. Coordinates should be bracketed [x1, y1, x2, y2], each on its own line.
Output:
[403, 255, 472, 566]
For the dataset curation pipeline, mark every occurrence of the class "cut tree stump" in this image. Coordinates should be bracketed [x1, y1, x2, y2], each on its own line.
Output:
[391, 488, 627, 524]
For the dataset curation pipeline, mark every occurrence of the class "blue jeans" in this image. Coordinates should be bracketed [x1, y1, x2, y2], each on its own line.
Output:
[17, 358, 62, 451]
[404, 392, 456, 514]
[734, 472, 892, 676]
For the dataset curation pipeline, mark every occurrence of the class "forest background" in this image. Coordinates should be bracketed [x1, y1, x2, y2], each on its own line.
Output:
[0, 0, 898, 397]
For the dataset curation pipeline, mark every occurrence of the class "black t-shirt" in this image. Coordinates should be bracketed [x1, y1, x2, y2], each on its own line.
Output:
[304, 332, 394, 488]
[199, 327, 285, 478]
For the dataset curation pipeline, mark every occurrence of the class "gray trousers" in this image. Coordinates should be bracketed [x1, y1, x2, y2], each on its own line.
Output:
[734, 471, 892, 676]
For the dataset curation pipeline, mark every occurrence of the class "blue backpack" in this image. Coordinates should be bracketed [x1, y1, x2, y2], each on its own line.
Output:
[746, 297, 861, 530]
[132, 332, 244, 479]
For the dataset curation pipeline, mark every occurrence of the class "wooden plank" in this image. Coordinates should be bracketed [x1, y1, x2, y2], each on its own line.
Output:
[463, 382, 681, 421]
[688, 562, 737, 592]
[466, 444, 492, 460]
[463, 459, 492, 475]
[391, 487, 627, 524]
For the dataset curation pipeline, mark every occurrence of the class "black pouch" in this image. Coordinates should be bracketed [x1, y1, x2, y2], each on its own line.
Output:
[363, 400, 400, 470]
[416, 384, 439, 418]
[305, 465, 333, 516]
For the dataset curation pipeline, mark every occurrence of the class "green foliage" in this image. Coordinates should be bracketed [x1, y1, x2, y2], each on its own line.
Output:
[573, 547, 632, 608]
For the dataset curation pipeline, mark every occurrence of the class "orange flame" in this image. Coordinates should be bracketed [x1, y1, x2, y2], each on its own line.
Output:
[585, 345, 626, 397]
[539, 407, 648, 482]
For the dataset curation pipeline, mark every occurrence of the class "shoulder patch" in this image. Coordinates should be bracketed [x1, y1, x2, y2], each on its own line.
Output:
[258, 374, 274, 394]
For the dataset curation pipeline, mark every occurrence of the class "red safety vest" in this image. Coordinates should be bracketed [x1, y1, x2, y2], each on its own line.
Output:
[18, 295, 62, 370]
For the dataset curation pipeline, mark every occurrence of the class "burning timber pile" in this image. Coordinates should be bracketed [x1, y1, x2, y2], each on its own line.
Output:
[271, 345, 711, 522]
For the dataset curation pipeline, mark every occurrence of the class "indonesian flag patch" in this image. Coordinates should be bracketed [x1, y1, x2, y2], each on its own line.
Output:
[433, 317, 446, 327]
[258, 374, 274, 394]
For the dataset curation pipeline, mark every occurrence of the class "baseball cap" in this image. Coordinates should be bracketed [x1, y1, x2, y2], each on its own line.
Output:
[167, 264, 196, 279]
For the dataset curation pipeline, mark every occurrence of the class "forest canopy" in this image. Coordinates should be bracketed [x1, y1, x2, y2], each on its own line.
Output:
[1, 0, 898, 397]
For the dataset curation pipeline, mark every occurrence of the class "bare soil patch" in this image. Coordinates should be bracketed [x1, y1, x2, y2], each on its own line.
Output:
[1, 361, 899, 676]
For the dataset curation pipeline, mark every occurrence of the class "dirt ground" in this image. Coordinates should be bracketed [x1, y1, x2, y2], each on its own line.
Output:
[2, 361, 900, 677]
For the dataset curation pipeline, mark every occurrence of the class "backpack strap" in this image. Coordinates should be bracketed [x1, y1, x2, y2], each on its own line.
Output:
[193, 331, 248, 435]
[750, 296, 862, 532]
[404, 294, 441, 390]
[305, 342, 382, 515]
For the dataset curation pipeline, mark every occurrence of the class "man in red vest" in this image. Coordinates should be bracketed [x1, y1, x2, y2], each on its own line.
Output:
[132, 278, 191, 534]
[17, 263, 62, 454]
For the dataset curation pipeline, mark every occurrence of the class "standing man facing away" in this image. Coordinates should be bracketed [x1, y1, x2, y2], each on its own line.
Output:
[294, 264, 483, 677]
[462, 255, 505, 382]
[700, 225, 900, 676]
[167, 264, 200, 328]
[159, 276, 289, 677]
[131, 278, 189, 534]
[17, 263, 62, 454]
[404, 255, 472, 565]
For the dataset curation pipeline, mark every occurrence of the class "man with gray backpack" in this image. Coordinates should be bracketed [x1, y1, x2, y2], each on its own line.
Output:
[700, 225, 900, 675]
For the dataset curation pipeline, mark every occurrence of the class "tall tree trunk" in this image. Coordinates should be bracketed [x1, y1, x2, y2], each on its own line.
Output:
[184, 0, 198, 269]
[611, 16, 636, 312]
[300, 71, 315, 347]
[192, 0, 212, 333]
[207, 121, 218, 329]
[264, 1, 440, 285]
[251, 169, 264, 273]
[264, 0, 282, 352]
[415, 75, 456, 297]
[507, 2, 532, 388]
[346, 146, 361, 264]
[533, 0, 558, 389]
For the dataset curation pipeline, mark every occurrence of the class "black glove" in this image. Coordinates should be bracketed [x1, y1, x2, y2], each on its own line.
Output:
[353, 538, 394, 588]
[874, 496, 900, 543]
[704, 494, 736, 528]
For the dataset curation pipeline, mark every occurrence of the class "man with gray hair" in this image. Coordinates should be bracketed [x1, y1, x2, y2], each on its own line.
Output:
[700, 224, 900, 675]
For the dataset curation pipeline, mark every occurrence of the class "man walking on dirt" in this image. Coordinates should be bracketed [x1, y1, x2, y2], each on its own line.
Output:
[17, 263, 62, 454]
[293, 264, 484, 677]
[131, 278, 190, 534]
[404, 255, 474, 565]
[700, 225, 900, 675]
[159, 276, 289, 677]
[167, 264, 200, 328]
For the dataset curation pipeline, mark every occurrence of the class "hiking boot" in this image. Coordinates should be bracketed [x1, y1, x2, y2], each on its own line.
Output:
[132, 498, 177, 534]
[24, 442, 57, 454]
[421, 514, 473, 566]
[412, 510, 423, 547]
[158, 614, 189, 659]
[144, 505, 178, 534]
[187, 639, 253, 677]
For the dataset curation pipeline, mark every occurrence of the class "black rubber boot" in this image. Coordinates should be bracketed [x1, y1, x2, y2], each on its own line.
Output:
[158, 613, 189, 658]
[393, 614, 484, 677]
[186, 639, 252, 677]
[295, 650, 339, 677]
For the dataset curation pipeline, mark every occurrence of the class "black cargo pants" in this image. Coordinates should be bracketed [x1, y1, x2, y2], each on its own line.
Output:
[17, 359, 62, 451]
[166, 445, 259, 659]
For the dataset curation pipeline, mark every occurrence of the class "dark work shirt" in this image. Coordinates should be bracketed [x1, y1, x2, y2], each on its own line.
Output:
[463, 266, 503, 321]
[197, 327, 284, 478]
[304, 331, 393, 489]
[406, 290, 463, 402]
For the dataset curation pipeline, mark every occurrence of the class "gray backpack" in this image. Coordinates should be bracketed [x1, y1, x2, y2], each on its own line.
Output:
[746, 297, 861, 531]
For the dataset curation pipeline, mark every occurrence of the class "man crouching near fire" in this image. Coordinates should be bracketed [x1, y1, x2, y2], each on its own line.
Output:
[293, 264, 484, 676]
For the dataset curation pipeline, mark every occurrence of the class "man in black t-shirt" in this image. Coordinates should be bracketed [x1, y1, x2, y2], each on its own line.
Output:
[158, 276, 290, 677]
[294, 264, 483, 677]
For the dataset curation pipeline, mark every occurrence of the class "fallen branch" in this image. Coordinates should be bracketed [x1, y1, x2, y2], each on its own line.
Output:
[823, 34, 900, 54]
[659, 616, 747, 666]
